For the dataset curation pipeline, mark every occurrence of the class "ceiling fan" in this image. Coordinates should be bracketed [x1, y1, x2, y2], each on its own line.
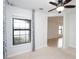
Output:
[48, 0, 76, 13]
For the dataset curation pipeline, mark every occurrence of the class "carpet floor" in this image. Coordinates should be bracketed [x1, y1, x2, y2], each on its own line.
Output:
[7, 47, 76, 59]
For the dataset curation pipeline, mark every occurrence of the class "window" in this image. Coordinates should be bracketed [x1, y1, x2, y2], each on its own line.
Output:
[13, 18, 31, 45]
[58, 26, 63, 34]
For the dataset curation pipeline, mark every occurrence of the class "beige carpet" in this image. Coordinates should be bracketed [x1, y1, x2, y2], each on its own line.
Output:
[48, 38, 58, 47]
[7, 47, 76, 59]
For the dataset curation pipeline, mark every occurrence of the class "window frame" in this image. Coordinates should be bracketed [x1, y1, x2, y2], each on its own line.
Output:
[12, 18, 31, 45]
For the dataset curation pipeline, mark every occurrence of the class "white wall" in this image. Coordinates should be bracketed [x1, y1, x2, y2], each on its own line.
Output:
[63, 10, 76, 48]
[69, 13, 76, 48]
[63, 13, 70, 47]
[6, 5, 32, 57]
[35, 11, 47, 49]
[6, 5, 47, 57]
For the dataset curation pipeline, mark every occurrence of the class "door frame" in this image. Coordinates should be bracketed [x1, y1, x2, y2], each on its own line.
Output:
[47, 16, 64, 48]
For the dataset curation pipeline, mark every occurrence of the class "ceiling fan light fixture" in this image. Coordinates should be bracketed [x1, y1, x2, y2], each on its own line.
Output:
[48, 0, 76, 12]
[56, 6, 64, 12]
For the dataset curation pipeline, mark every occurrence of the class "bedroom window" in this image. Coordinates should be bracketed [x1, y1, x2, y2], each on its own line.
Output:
[13, 18, 31, 45]
[58, 26, 63, 34]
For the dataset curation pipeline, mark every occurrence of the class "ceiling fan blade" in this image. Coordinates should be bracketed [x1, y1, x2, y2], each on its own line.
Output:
[64, 5, 76, 8]
[49, 2, 58, 6]
[64, 0, 72, 5]
[48, 8, 56, 12]
[58, 0, 63, 3]
[58, 11, 61, 13]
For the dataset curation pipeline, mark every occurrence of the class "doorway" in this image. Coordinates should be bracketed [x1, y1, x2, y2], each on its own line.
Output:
[47, 16, 63, 48]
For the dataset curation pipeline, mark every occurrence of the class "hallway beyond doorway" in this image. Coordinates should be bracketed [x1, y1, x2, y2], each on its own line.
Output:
[47, 38, 63, 48]
[47, 16, 63, 48]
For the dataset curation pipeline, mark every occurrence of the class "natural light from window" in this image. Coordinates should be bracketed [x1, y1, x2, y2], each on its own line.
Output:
[58, 26, 63, 34]
[58, 38, 63, 48]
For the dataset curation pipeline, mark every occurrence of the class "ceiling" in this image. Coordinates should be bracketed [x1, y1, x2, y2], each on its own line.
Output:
[8, 0, 76, 13]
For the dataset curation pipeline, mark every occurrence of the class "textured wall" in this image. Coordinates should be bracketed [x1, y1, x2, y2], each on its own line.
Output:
[6, 5, 32, 57]
[63, 12, 76, 48]
[35, 11, 47, 49]
[69, 13, 76, 48]
[6, 5, 47, 57]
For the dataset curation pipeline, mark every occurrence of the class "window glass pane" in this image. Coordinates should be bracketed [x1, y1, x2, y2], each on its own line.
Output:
[14, 20, 20, 29]
[19, 31, 29, 35]
[20, 35, 26, 43]
[14, 31, 19, 36]
[25, 34, 30, 42]
[20, 31, 26, 35]
[14, 36, 20, 45]
[25, 21, 30, 29]
[14, 19, 30, 29]
[62, 26, 63, 30]
[59, 26, 62, 29]
[59, 30, 62, 34]
[25, 31, 29, 35]
[14, 30, 30, 44]
[13, 18, 31, 45]
[25, 31, 30, 42]
[19, 20, 26, 29]
[26, 35, 30, 42]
